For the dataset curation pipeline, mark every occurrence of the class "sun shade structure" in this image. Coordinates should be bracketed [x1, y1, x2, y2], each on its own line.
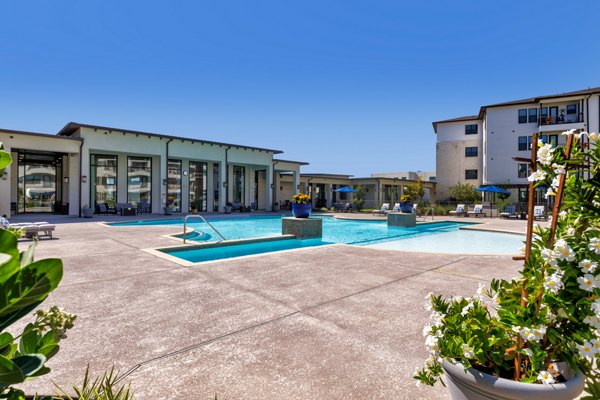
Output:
[333, 186, 357, 193]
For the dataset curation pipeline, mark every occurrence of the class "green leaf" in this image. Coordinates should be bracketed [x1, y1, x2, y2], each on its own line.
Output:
[19, 242, 36, 268]
[0, 148, 12, 174]
[12, 354, 45, 378]
[0, 231, 19, 285]
[0, 355, 24, 385]
[18, 325, 40, 355]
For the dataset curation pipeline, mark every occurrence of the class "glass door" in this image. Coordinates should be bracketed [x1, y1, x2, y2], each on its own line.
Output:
[17, 151, 62, 213]
[189, 161, 207, 212]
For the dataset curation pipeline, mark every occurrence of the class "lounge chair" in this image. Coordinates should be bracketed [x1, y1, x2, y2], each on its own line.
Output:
[499, 205, 517, 219]
[467, 204, 486, 218]
[372, 203, 390, 216]
[391, 203, 400, 212]
[533, 205, 548, 221]
[449, 204, 466, 216]
[349, 203, 358, 213]
[9, 222, 55, 239]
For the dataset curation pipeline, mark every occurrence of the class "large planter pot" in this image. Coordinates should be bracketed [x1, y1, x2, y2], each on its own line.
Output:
[82, 207, 93, 218]
[441, 359, 584, 400]
[399, 202, 414, 213]
[291, 203, 312, 218]
[163, 206, 173, 215]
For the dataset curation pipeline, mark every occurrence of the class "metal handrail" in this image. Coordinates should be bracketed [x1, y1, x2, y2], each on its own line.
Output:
[419, 207, 434, 221]
[183, 214, 226, 243]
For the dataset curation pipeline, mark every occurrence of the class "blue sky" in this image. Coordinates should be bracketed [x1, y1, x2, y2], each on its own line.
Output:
[1, 1, 599, 176]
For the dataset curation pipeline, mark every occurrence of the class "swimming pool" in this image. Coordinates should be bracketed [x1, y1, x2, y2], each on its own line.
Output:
[111, 216, 476, 246]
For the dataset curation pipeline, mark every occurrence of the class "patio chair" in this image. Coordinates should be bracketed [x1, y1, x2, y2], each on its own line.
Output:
[467, 204, 486, 218]
[391, 203, 401, 212]
[137, 200, 150, 215]
[449, 204, 466, 216]
[232, 202, 242, 212]
[533, 205, 548, 221]
[372, 203, 390, 216]
[96, 203, 111, 215]
[499, 205, 517, 219]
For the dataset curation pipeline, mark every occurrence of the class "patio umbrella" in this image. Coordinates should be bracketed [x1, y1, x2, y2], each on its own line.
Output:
[475, 185, 511, 217]
[333, 186, 356, 193]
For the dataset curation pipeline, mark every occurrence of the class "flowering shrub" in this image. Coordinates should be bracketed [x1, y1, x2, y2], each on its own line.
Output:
[415, 130, 600, 397]
[291, 193, 311, 204]
[400, 195, 412, 203]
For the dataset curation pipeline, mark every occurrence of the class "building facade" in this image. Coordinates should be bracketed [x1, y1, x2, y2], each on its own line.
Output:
[434, 87, 600, 202]
[0, 122, 304, 217]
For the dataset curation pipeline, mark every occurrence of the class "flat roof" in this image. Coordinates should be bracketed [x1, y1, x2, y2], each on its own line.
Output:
[274, 159, 310, 166]
[432, 115, 479, 133]
[57, 122, 284, 154]
[301, 173, 353, 179]
[0, 127, 83, 142]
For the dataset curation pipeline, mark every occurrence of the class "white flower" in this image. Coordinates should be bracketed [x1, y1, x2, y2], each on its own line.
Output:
[538, 370, 555, 385]
[584, 315, 600, 329]
[461, 302, 474, 317]
[512, 325, 522, 334]
[554, 239, 575, 261]
[567, 227, 575, 236]
[520, 326, 546, 343]
[551, 177, 560, 189]
[576, 131, 589, 139]
[562, 128, 576, 136]
[544, 188, 555, 199]
[578, 274, 599, 292]
[590, 132, 598, 141]
[577, 341, 597, 357]
[528, 170, 547, 182]
[425, 334, 439, 353]
[592, 300, 600, 316]
[552, 163, 566, 175]
[475, 283, 485, 299]
[522, 348, 533, 357]
[424, 292, 434, 311]
[462, 343, 474, 359]
[422, 324, 432, 337]
[537, 143, 554, 165]
[579, 259, 598, 274]
[490, 294, 499, 308]
[589, 238, 600, 254]
[544, 273, 564, 294]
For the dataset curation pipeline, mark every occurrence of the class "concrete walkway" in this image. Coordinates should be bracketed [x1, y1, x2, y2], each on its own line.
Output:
[15, 216, 525, 399]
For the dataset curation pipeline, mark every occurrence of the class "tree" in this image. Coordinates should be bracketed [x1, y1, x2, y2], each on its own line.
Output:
[447, 183, 480, 203]
[404, 177, 425, 202]
[352, 185, 365, 210]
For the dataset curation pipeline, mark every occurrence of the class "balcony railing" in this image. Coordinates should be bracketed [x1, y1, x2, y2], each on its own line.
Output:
[539, 113, 584, 126]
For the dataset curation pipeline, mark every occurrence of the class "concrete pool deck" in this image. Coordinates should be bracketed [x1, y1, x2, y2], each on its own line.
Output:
[12, 214, 537, 399]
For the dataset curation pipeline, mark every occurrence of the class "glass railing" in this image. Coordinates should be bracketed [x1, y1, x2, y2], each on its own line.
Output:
[539, 114, 584, 126]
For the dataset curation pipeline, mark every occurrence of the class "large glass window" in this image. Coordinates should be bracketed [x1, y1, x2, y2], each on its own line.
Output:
[540, 107, 548, 124]
[567, 104, 577, 114]
[518, 136, 529, 151]
[232, 166, 245, 204]
[465, 124, 478, 135]
[528, 108, 537, 123]
[518, 109, 528, 123]
[213, 164, 220, 211]
[168, 159, 182, 212]
[91, 154, 117, 208]
[465, 147, 478, 157]
[127, 156, 152, 205]
[189, 161, 207, 212]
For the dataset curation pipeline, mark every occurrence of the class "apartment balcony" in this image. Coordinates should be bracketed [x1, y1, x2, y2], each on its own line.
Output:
[539, 113, 585, 132]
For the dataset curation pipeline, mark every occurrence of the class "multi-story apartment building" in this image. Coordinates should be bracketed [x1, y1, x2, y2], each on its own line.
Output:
[434, 87, 600, 202]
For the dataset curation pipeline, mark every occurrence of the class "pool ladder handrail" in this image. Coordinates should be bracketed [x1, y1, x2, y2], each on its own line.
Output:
[419, 207, 434, 221]
[183, 214, 226, 244]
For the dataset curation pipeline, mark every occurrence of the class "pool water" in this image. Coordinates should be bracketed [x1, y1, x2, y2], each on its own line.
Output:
[112, 216, 476, 246]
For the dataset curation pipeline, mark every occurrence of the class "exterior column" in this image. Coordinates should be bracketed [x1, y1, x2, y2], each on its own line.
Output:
[158, 153, 168, 214]
[0, 144, 11, 217]
[206, 161, 214, 212]
[325, 183, 332, 208]
[292, 170, 300, 195]
[266, 164, 273, 211]
[219, 161, 227, 212]
[68, 153, 80, 216]
[273, 171, 280, 206]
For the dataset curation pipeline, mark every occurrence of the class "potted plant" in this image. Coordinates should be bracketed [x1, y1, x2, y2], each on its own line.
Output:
[82, 204, 93, 218]
[399, 194, 414, 213]
[291, 193, 312, 218]
[414, 131, 600, 399]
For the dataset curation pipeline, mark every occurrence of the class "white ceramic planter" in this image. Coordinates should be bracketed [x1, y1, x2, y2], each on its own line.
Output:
[441, 359, 584, 400]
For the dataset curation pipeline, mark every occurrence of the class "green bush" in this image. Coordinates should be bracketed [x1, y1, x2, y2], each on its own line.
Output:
[447, 183, 480, 203]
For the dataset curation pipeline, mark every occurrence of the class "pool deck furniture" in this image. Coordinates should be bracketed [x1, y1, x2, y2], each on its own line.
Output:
[499, 205, 517, 219]
[391, 203, 400, 212]
[448, 204, 466, 216]
[281, 217, 322, 239]
[466, 204, 486, 218]
[533, 205, 548, 221]
[387, 212, 416, 228]
[8, 222, 55, 239]
[372, 203, 390, 216]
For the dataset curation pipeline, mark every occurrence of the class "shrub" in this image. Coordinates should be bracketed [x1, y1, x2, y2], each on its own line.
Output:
[448, 183, 480, 203]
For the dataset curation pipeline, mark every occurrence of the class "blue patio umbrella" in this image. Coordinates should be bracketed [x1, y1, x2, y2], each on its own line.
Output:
[475, 185, 511, 217]
[333, 186, 357, 193]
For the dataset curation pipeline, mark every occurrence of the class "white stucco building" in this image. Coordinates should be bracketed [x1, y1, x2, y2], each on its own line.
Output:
[0, 122, 305, 217]
[434, 87, 600, 202]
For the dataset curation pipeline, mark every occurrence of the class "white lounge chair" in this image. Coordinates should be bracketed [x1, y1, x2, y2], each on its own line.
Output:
[533, 206, 547, 221]
[449, 204, 466, 216]
[467, 204, 486, 218]
[391, 203, 400, 212]
[372, 203, 390, 216]
[499, 205, 517, 219]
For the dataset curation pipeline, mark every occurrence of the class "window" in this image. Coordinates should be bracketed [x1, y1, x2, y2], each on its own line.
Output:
[540, 107, 548, 124]
[127, 156, 152, 205]
[567, 104, 577, 114]
[428, 176, 436, 182]
[465, 124, 478, 135]
[528, 108, 537, 123]
[518, 109, 528, 123]
[518, 136, 530, 151]
[232, 166, 245, 204]
[91, 154, 117, 207]
[465, 147, 478, 157]
[189, 161, 207, 212]
[167, 160, 182, 212]
[465, 169, 478, 180]
[540, 134, 559, 147]
[518, 163, 529, 178]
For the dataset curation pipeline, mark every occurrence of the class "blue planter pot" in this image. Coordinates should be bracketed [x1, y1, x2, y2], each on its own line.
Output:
[292, 203, 312, 218]
[399, 202, 414, 213]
